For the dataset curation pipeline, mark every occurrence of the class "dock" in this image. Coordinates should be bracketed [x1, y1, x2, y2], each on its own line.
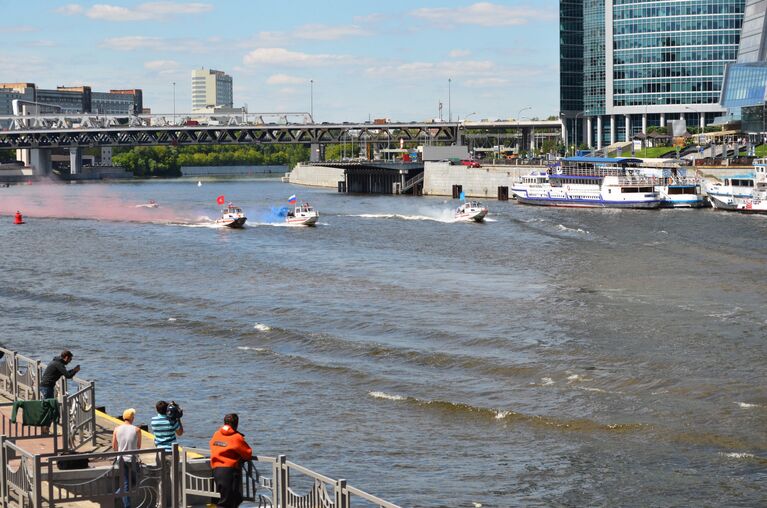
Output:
[0, 348, 401, 508]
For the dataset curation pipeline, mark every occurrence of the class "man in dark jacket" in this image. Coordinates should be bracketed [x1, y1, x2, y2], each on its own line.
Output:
[40, 350, 80, 399]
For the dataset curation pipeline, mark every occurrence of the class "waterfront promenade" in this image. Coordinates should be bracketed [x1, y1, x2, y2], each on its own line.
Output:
[0, 348, 400, 508]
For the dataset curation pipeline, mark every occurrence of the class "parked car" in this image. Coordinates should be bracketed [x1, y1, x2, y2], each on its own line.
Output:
[460, 160, 481, 168]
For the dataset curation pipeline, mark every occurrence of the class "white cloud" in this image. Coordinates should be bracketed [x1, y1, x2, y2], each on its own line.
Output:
[103, 36, 211, 53]
[465, 77, 508, 87]
[292, 24, 370, 41]
[243, 48, 354, 67]
[63, 2, 212, 22]
[449, 49, 471, 58]
[266, 74, 306, 85]
[411, 2, 554, 27]
[56, 4, 84, 15]
[366, 60, 496, 79]
[144, 60, 180, 70]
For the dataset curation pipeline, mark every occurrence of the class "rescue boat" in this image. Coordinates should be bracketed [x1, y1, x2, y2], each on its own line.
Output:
[216, 203, 247, 228]
[286, 202, 319, 226]
[455, 201, 488, 222]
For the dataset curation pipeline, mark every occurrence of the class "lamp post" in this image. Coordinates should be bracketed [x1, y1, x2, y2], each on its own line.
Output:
[517, 106, 532, 120]
[459, 111, 476, 152]
[310, 79, 314, 121]
[448, 78, 452, 123]
[572, 110, 589, 156]
[172, 81, 176, 125]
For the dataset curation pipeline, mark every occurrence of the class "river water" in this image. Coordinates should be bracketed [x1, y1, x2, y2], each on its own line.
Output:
[1, 179, 766, 507]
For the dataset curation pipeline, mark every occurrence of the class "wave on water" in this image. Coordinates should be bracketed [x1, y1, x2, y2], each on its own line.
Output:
[367, 391, 645, 433]
[557, 224, 589, 234]
[350, 213, 457, 223]
[254, 323, 272, 332]
[237, 346, 268, 353]
[735, 401, 759, 409]
[720, 452, 756, 459]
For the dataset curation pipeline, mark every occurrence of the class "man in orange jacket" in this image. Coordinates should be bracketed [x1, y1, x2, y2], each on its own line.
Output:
[209, 413, 253, 508]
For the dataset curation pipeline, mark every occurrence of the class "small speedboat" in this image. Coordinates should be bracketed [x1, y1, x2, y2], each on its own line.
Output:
[216, 203, 247, 228]
[455, 201, 488, 222]
[135, 199, 159, 208]
[286, 202, 319, 226]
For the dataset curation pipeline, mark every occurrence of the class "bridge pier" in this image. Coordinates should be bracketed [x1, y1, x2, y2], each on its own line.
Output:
[69, 147, 83, 175]
[29, 149, 52, 176]
[310, 143, 321, 162]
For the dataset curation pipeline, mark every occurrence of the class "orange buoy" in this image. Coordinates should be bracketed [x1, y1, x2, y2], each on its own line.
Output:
[13, 211, 24, 225]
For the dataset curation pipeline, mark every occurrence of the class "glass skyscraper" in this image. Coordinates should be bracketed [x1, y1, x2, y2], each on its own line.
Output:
[562, 0, 746, 149]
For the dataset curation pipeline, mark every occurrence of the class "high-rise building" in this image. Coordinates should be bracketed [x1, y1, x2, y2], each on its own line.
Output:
[720, 0, 767, 132]
[191, 68, 233, 112]
[562, 0, 746, 149]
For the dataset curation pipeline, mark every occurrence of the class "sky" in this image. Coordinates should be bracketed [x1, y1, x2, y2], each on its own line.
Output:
[1, 1, 560, 122]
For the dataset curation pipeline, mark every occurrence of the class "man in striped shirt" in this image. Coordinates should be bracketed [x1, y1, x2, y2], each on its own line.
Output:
[150, 400, 183, 451]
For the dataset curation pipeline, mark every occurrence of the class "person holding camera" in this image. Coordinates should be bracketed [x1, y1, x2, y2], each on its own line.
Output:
[40, 350, 80, 399]
[210, 413, 253, 508]
[150, 400, 183, 451]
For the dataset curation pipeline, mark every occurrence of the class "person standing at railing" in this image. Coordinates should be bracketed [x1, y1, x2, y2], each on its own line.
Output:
[150, 400, 183, 451]
[210, 413, 253, 508]
[40, 350, 80, 399]
[113, 408, 142, 508]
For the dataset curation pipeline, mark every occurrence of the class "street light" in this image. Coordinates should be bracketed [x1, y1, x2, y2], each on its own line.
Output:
[310, 79, 314, 121]
[517, 106, 532, 120]
[448, 78, 452, 123]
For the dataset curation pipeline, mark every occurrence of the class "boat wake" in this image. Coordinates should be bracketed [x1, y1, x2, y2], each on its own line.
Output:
[367, 391, 646, 433]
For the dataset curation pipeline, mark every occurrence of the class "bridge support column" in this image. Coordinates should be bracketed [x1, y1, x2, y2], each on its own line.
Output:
[660, 113, 666, 127]
[310, 143, 321, 162]
[642, 114, 647, 134]
[587, 117, 593, 149]
[16, 149, 31, 166]
[69, 147, 83, 175]
[29, 149, 52, 176]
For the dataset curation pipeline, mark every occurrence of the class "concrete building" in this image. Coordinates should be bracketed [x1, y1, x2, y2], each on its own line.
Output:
[720, 0, 767, 133]
[0, 83, 35, 116]
[2, 84, 143, 115]
[191, 68, 233, 112]
[562, 0, 746, 150]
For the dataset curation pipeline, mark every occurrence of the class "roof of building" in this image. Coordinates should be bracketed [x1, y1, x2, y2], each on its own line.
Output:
[563, 156, 642, 164]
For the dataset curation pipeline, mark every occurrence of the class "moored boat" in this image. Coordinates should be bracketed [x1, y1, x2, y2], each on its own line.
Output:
[511, 157, 662, 209]
[216, 203, 247, 228]
[455, 201, 488, 222]
[706, 159, 767, 213]
[286, 202, 319, 226]
[638, 167, 707, 208]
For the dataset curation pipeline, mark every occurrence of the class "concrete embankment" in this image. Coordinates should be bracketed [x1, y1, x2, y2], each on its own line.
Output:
[287, 163, 345, 188]
[287, 161, 545, 198]
[423, 162, 542, 198]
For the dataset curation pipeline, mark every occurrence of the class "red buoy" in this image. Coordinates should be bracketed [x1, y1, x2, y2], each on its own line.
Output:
[13, 211, 24, 225]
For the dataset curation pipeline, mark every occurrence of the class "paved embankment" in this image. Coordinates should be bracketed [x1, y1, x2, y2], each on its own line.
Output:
[286, 163, 344, 187]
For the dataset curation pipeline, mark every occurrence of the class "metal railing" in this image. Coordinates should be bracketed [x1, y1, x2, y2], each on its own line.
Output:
[0, 349, 96, 453]
[180, 447, 400, 508]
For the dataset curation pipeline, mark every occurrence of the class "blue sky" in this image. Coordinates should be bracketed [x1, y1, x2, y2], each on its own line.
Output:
[2, 1, 559, 122]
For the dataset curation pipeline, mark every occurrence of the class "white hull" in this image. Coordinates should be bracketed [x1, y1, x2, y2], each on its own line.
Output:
[287, 213, 319, 226]
[455, 202, 488, 222]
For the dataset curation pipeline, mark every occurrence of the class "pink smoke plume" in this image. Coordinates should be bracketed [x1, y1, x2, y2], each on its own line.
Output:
[0, 181, 191, 223]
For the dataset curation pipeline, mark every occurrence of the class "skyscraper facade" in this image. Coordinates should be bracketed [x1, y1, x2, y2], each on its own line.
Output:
[191, 68, 233, 112]
[562, 0, 746, 149]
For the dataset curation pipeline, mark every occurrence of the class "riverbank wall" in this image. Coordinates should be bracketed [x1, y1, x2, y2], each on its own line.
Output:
[422, 162, 542, 198]
[181, 165, 288, 177]
[287, 163, 344, 188]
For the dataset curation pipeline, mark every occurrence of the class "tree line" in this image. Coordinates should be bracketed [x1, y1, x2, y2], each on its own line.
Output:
[112, 145, 310, 177]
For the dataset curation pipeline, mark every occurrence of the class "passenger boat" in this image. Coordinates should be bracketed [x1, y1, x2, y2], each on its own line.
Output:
[706, 158, 767, 213]
[135, 199, 159, 208]
[286, 202, 319, 226]
[216, 203, 247, 228]
[511, 157, 662, 209]
[455, 201, 488, 222]
[638, 167, 707, 208]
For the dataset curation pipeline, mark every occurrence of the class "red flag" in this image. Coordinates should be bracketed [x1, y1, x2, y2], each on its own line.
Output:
[216, 195, 225, 205]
